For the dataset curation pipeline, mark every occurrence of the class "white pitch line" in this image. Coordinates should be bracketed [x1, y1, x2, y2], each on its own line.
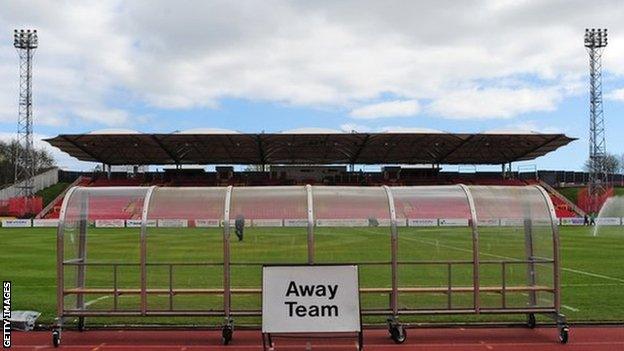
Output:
[516, 293, 580, 313]
[560, 267, 624, 283]
[563, 283, 624, 287]
[562, 304, 579, 312]
[356, 228, 624, 284]
[84, 295, 111, 307]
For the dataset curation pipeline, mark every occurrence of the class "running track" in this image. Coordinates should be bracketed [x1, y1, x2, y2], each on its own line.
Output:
[9, 326, 624, 350]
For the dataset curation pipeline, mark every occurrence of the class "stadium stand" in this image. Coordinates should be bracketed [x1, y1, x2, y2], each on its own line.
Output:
[36, 168, 587, 220]
[34, 130, 624, 219]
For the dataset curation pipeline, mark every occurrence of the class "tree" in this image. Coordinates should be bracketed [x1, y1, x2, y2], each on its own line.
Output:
[0, 139, 55, 187]
[584, 153, 621, 174]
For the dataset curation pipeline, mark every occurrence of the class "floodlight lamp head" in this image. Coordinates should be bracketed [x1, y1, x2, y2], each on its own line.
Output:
[13, 28, 38, 49]
[584, 27, 608, 48]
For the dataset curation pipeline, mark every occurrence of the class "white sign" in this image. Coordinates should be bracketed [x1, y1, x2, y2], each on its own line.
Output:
[533, 218, 554, 226]
[315, 219, 368, 227]
[560, 217, 584, 226]
[1, 219, 31, 228]
[376, 219, 408, 227]
[95, 219, 125, 228]
[224, 219, 252, 227]
[284, 219, 309, 227]
[126, 219, 157, 228]
[438, 218, 469, 227]
[477, 219, 500, 227]
[596, 217, 621, 225]
[500, 218, 525, 227]
[252, 219, 283, 227]
[407, 218, 438, 227]
[157, 219, 188, 228]
[195, 219, 221, 227]
[262, 265, 361, 334]
[32, 219, 59, 227]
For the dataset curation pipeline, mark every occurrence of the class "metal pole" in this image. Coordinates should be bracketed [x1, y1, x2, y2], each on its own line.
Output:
[140, 186, 157, 315]
[56, 186, 79, 325]
[223, 185, 233, 319]
[458, 184, 480, 313]
[534, 185, 561, 312]
[75, 190, 88, 311]
[523, 216, 537, 307]
[306, 184, 315, 264]
[382, 185, 399, 316]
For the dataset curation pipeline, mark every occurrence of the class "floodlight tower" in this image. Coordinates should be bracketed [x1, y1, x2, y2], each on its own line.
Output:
[13, 29, 38, 197]
[584, 28, 608, 213]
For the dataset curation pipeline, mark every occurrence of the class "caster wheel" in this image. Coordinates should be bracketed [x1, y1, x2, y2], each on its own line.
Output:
[52, 330, 61, 348]
[527, 314, 536, 329]
[389, 325, 407, 344]
[222, 325, 233, 345]
[559, 326, 569, 344]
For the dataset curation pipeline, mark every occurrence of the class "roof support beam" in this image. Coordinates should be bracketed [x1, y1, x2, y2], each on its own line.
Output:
[256, 135, 267, 165]
[436, 135, 475, 164]
[151, 135, 180, 164]
[62, 136, 102, 163]
[513, 135, 562, 162]
[349, 134, 371, 164]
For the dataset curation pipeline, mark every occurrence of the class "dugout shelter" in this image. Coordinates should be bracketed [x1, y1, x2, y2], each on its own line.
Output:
[52, 184, 569, 346]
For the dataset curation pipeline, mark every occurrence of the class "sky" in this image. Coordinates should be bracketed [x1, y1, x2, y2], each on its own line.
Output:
[1, 0, 624, 172]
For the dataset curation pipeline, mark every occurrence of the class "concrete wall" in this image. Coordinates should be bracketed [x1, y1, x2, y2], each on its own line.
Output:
[0, 168, 59, 200]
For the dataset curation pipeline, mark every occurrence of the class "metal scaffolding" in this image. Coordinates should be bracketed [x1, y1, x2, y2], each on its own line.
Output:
[13, 29, 38, 197]
[584, 28, 608, 212]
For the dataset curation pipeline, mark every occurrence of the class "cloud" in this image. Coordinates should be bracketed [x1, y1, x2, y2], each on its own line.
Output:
[349, 100, 420, 119]
[495, 121, 563, 134]
[0, 132, 97, 170]
[339, 123, 372, 132]
[0, 1, 134, 127]
[0, 0, 624, 127]
[428, 87, 562, 119]
[606, 88, 624, 101]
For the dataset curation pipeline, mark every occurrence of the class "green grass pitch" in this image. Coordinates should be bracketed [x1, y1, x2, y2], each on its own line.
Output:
[1, 225, 623, 326]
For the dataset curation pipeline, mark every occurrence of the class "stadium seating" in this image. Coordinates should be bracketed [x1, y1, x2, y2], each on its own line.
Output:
[43, 177, 92, 219]
[550, 196, 577, 218]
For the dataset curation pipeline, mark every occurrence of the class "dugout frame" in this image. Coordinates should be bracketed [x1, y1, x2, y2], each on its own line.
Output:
[52, 184, 569, 347]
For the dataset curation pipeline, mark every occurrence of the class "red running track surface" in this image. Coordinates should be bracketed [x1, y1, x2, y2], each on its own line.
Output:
[8, 326, 624, 351]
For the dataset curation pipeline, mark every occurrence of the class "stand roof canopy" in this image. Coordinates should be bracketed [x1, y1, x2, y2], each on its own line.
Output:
[45, 130, 575, 166]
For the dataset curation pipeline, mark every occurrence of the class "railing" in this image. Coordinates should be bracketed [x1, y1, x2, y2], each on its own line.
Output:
[62, 258, 556, 316]
[539, 180, 586, 217]
[36, 176, 86, 219]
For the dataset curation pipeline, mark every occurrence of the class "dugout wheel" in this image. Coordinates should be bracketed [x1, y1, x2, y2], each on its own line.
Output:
[52, 329, 61, 348]
[526, 313, 536, 329]
[558, 325, 569, 344]
[222, 323, 234, 345]
[389, 324, 406, 344]
[387, 318, 406, 344]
